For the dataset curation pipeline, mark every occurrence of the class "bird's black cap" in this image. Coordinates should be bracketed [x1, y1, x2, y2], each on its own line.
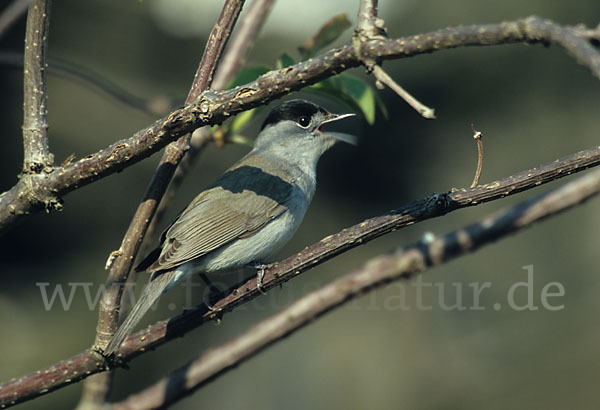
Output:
[261, 99, 328, 130]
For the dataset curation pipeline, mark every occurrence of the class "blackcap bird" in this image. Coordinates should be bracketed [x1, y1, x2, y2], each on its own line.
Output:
[104, 99, 356, 356]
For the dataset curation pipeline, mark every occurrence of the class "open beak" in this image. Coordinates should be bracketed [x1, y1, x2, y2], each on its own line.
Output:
[318, 112, 358, 145]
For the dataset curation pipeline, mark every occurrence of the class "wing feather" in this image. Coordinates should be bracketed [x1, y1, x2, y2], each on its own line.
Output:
[146, 163, 294, 273]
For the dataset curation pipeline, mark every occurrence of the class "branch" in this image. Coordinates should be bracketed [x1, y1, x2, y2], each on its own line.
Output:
[77, 1, 246, 408]
[186, 1, 245, 101]
[371, 65, 436, 118]
[140, 0, 275, 259]
[111, 163, 600, 410]
[357, 1, 437, 119]
[95, 0, 245, 349]
[2, 143, 599, 407]
[22, 0, 53, 174]
[212, 0, 274, 88]
[470, 125, 484, 187]
[356, 0, 380, 39]
[1, 16, 599, 232]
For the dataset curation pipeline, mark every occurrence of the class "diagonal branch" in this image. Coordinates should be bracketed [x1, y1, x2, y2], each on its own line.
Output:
[114, 144, 600, 342]
[2, 143, 599, 408]
[212, 0, 274, 90]
[371, 64, 436, 118]
[96, 0, 245, 351]
[22, 0, 53, 174]
[1, 16, 598, 233]
[111, 161, 600, 410]
[140, 0, 275, 262]
[76, 1, 246, 408]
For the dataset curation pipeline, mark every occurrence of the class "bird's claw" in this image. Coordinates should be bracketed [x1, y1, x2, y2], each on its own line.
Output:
[250, 262, 272, 295]
[200, 273, 225, 311]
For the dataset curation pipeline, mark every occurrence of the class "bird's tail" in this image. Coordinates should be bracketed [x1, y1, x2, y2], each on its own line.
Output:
[104, 271, 176, 356]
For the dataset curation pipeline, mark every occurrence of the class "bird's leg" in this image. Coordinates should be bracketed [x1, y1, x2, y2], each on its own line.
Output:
[249, 262, 272, 295]
[199, 273, 224, 311]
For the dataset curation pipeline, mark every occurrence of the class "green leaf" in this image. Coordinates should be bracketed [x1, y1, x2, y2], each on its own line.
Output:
[230, 108, 259, 133]
[229, 134, 254, 147]
[276, 53, 295, 69]
[373, 88, 389, 119]
[224, 66, 271, 134]
[298, 14, 352, 59]
[308, 74, 382, 124]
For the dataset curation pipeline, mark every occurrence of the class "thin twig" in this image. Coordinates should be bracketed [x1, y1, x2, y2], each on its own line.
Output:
[2, 16, 599, 232]
[470, 125, 484, 187]
[0, 52, 177, 116]
[3, 143, 600, 408]
[112, 165, 600, 410]
[212, 0, 274, 88]
[372, 65, 436, 118]
[187, 0, 246, 102]
[22, 0, 53, 173]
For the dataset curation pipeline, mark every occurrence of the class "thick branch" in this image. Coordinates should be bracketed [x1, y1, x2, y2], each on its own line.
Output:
[0, 17, 600, 232]
[137, 145, 600, 322]
[22, 0, 53, 173]
[2, 144, 599, 407]
[1, 16, 599, 232]
[112, 163, 600, 410]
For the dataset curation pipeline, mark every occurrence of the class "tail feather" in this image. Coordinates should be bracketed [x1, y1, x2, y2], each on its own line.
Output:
[104, 271, 176, 356]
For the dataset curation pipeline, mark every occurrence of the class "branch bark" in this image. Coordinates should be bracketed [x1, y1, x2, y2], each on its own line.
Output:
[356, 0, 380, 39]
[111, 161, 600, 410]
[2, 143, 599, 408]
[1, 16, 598, 233]
[22, 0, 53, 174]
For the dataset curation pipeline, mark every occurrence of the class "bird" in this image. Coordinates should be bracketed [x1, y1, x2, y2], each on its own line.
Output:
[103, 99, 356, 356]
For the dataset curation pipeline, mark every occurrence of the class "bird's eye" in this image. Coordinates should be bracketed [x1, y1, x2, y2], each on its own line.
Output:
[297, 116, 311, 128]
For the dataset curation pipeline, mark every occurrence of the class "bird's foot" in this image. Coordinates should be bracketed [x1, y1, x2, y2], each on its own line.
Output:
[249, 262, 272, 295]
[199, 273, 225, 312]
[92, 346, 128, 369]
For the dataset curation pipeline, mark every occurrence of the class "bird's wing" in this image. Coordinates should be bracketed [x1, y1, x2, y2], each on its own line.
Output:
[146, 164, 295, 273]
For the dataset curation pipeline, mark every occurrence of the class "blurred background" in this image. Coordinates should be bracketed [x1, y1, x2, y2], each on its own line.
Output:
[1, 0, 599, 409]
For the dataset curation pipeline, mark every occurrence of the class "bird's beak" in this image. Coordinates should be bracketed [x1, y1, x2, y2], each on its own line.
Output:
[318, 113, 358, 145]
